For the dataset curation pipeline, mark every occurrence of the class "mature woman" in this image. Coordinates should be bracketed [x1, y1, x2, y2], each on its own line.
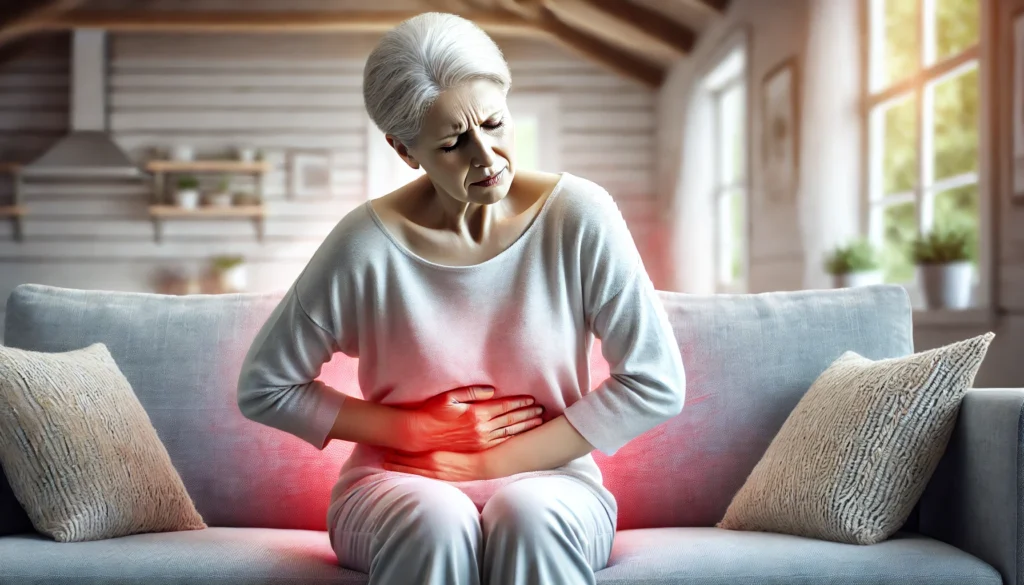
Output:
[237, 11, 685, 585]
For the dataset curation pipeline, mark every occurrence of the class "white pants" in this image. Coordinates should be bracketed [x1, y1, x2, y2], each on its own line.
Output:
[330, 473, 617, 585]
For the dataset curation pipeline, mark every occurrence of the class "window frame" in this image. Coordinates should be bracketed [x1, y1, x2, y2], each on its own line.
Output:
[859, 0, 993, 310]
[704, 42, 749, 294]
[711, 77, 748, 293]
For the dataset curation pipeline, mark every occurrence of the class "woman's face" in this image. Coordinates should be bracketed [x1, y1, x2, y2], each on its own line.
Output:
[390, 79, 515, 205]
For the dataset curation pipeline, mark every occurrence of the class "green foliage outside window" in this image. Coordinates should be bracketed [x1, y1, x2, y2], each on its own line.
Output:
[879, 0, 980, 284]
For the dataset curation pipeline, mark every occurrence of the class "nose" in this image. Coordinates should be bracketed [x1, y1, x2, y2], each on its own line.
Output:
[467, 129, 497, 169]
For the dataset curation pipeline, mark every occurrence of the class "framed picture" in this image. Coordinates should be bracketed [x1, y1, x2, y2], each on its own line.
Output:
[761, 58, 799, 204]
[1014, 10, 1024, 200]
[288, 149, 335, 200]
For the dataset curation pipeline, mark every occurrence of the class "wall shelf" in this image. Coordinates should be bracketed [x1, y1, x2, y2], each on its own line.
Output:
[0, 163, 24, 242]
[145, 160, 272, 174]
[148, 204, 266, 243]
[147, 159, 269, 244]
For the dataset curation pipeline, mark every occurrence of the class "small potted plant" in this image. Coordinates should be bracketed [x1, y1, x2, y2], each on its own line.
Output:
[171, 144, 194, 162]
[235, 146, 257, 163]
[912, 225, 974, 310]
[206, 176, 232, 207]
[204, 255, 247, 294]
[174, 176, 200, 209]
[824, 238, 883, 288]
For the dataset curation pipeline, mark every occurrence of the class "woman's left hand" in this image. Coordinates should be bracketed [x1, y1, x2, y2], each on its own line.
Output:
[381, 449, 495, 481]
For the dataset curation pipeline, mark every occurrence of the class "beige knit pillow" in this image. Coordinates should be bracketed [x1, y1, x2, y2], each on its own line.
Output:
[0, 342, 207, 542]
[717, 333, 995, 545]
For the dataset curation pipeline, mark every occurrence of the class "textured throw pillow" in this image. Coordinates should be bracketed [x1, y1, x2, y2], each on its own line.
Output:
[0, 342, 207, 542]
[717, 332, 994, 545]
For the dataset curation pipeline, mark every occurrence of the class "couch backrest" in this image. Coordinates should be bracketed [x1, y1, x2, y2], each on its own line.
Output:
[1, 283, 913, 534]
[594, 285, 914, 529]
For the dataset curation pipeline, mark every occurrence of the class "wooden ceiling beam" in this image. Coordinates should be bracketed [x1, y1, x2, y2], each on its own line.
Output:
[32, 10, 546, 38]
[544, 0, 695, 57]
[529, 7, 664, 88]
[19, 5, 664, 88]
[0, 0, 84, 46]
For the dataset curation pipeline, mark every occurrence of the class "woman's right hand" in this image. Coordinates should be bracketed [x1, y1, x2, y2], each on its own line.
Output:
[402, 385, 545, 453]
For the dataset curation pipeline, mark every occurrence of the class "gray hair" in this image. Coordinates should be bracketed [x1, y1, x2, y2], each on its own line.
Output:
[363, 12, 512, 147]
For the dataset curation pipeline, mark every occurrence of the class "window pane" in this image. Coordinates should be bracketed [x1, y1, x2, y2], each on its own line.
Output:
[881, 94, 918, 194]
[514, 116, 539, 171]
[718, 84, 745, 186]
[883, 201, 916, 283]
[932, 64, 979, 181]
[730, 189, 745, 283]
[934, 183, 979, 265]
[935, 0, 979, 60]
[883, 0, 919, 86]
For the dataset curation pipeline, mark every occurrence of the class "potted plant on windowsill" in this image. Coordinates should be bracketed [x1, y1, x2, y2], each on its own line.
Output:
[824, 238, 883, 288]
[912, 226, 974, 310]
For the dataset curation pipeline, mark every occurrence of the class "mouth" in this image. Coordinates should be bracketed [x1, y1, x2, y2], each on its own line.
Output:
[471, 168, 506, 187]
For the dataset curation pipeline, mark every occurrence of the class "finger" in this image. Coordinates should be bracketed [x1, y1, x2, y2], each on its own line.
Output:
[488, 436, 512, 447]
[510, 407, 544, 426]
[489, 417, 543, 440]
[483, 406, 543, 432]
[477, 396, 536, 419]
[447, 385, 495, 403]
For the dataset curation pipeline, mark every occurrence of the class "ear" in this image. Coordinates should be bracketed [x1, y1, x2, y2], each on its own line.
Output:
[385, 135, 421, 170]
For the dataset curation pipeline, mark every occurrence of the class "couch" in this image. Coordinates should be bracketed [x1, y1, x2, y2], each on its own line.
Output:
[0, 282, 1019, 585]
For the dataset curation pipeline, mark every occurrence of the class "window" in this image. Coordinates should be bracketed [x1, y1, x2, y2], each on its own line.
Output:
[366, 94, 558, 200]
[865, 0, 985, 301]
[705, 48, 747, 293]
[507, 94, 560, 172]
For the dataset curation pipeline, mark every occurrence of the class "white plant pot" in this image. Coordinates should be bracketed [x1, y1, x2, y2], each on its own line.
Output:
[832, 270, 884, 289]
[222, 265, 248, 292]
[208, 192, 233, 207]
[174, 189, 200, 209]
[919, 261, 973, 310]
[171, 145, 194, 161]
[236, 147, 256, 163]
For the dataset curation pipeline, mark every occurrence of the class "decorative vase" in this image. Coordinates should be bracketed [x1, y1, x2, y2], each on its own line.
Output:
[919, 261, 973, 310]
[236, 147, 256, 163]
[832, 270, 884, 289]
[174, 189, 200, 209]
[171, 145, 194, 161]
[207, 192, 233, 207]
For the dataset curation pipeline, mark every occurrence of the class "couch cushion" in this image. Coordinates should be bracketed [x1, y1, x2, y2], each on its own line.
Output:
[593, 285, 914, 529]
[2, 284, 363, 533]
[0, 527, 367, 585]
[0, 527, 998, 585]
[0, 342, 207, 542]
[597, 527, 1001, 585]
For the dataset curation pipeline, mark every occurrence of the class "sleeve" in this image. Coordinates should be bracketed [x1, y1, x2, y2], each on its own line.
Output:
[561, 186, 687, 457]
[235, 271, 352, 451]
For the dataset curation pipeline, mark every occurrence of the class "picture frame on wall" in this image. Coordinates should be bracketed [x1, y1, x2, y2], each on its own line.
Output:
[761, 57, 799, 204]
[288, 149, 335, 200]
[1014, 10, 1024, 200]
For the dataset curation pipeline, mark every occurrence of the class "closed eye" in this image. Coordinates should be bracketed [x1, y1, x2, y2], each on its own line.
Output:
[440, 119, 505, 153]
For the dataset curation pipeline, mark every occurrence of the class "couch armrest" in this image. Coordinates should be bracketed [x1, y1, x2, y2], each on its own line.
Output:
[918, 388, 1024, 585]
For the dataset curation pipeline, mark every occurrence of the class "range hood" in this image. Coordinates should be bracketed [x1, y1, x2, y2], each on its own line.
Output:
[22, 29, 143, 180]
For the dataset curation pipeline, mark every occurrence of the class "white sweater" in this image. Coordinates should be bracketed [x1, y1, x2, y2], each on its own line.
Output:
[237, 172, 686, 521]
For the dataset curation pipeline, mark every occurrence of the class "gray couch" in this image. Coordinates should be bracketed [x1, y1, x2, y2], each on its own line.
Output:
[0, 282, 1019, 585]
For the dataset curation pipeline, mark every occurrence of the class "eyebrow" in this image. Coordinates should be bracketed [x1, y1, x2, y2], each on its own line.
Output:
[438, 110, 504, 141]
